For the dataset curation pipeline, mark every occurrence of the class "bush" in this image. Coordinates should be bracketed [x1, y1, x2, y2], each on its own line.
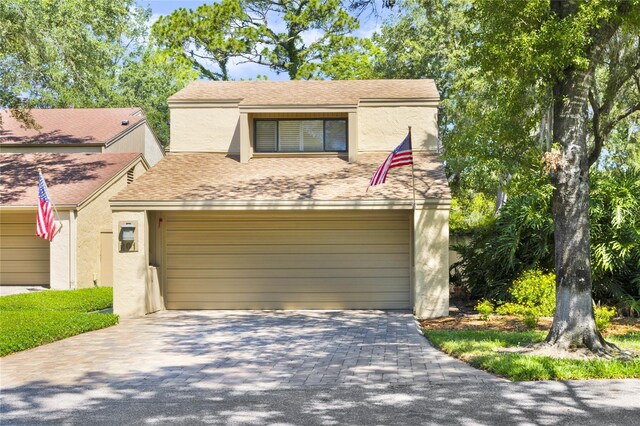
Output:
[495, 270, 556, 317]
[475, 299, 494, 321]
[522, 308, 539, 330]
[594, 306, 617, 332]
[454, 168, 640, 309]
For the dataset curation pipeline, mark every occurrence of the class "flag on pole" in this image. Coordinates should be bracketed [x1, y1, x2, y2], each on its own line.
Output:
[36, 171, 57, 241]
[368, 132, 413, 189]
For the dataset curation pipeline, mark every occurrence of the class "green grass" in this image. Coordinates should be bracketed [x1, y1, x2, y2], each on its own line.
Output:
[425, 329, 640, 381]
[0, 288, 118, 356]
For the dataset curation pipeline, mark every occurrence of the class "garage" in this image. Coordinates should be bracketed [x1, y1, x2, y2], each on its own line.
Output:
[0, 211, 50, 286]
[163, 210, 411, 310]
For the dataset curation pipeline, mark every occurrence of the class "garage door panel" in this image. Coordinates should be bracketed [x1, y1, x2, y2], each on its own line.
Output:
[167, 253, 409, 270]
[0, 211, 50, 285]
[167, 219, 408, 231]
[165, 301, 409, 310]
[166, 291, 410, 303]
[164, 211, 410, 310]
[167, 267, 409, 279]
[166, 277, 409, 293]
[167, 243, 409, 255]
[166, 230, 409, 245]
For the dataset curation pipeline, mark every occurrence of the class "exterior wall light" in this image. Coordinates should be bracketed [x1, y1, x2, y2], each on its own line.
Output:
[119, 221, 138, 252]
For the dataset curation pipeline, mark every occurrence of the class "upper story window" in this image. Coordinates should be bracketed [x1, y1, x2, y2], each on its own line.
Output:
[254, 119, 347, 153]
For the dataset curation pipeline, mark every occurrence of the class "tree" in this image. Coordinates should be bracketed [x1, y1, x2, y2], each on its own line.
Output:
[0, 0, 143, 126]
[470, 0, 640, 353]
[0, 0, 196, 144]
[152, 0, 375, 80]
[375, 0, 640, 354]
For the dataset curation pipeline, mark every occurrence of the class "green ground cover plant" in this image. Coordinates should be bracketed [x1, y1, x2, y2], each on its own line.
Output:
[0, 288, 118, 356]
[424, 329, 640, 381]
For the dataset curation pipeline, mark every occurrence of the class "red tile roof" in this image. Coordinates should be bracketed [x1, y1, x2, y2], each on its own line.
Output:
[169, 80, 439, 105]
[1, 153, 142, 207]
[112, 152, 449, 203]
[0, 108, 145, 145]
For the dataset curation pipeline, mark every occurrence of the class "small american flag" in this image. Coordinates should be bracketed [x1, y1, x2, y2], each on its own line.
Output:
[36, 172, 57, 241]
[368, 132, 413, 189]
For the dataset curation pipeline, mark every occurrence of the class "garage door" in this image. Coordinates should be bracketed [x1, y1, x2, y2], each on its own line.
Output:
[0, 211, 50, 285]
[164, 211, 411, 309]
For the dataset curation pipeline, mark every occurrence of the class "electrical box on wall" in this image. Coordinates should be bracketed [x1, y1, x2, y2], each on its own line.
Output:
[118, 221, 138, 252]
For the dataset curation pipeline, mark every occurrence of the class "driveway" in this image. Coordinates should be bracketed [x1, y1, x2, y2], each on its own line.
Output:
[2, 310, 639, 425]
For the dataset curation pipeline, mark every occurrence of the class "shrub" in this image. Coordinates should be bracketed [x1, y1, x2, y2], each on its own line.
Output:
[522, 308, 539, 330]
[495, 270, 556, 317]
[594, 306, 617, 332]
[474, 299, 494, 321]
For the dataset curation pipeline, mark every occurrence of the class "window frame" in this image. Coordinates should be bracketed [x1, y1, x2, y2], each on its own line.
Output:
[253, 118, 348, 153]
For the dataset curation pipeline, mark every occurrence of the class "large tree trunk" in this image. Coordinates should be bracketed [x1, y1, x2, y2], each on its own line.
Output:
[545, 66, 611, 353]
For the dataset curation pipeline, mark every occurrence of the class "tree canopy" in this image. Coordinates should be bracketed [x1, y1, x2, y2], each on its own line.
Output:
[152, 0, 375, 80]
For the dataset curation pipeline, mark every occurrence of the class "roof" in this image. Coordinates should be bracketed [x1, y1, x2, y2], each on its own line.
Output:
[169, 80, 439, 105]
[112, 153, 450, 204]
[0, 108, 145, 145]
[1, 153, 142, 207]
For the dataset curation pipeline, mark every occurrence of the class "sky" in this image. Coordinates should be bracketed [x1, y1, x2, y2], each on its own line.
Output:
[137, 0, 388, 80]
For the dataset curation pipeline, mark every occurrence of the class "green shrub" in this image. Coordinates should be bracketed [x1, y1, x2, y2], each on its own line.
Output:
[594, 306, 617, 332]
[522, 308, 539, 330]
[0, 287, 113, 312]
[475, 299, 494, 320]
[495, 270, 556, 317]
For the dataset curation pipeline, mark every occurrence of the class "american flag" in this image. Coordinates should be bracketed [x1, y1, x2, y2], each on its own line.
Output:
[36, 172, 57, 241]
[368, 133, 413, 189]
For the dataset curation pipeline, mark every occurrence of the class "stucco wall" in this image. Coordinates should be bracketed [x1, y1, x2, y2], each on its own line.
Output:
[358, 106, 438, 152]
[50, 210, 74, 290]
[413, 206, 449, 318]
[170, 107, 240, 153]
[106, 124, 164, 167]
[75, 161, 146, 288]
[113, 210, 150, 317]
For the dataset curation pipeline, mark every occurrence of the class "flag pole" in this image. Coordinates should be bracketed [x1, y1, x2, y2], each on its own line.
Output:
[409, 126, 416, 210]
[38, 167, 63, 237]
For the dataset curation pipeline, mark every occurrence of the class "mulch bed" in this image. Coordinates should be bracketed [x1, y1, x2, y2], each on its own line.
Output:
[419, 311, 640, 337]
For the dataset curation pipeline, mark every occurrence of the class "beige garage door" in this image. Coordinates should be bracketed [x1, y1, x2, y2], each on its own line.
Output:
[164, 211, 411, 310]
[0, 211, 50, 286]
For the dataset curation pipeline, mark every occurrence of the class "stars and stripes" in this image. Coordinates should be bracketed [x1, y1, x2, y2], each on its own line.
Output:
[368, 132, 414, 189]
[36, 171, 57, 241]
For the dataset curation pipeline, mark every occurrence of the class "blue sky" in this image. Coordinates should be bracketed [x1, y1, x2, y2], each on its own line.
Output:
[137, 0, 387, 80]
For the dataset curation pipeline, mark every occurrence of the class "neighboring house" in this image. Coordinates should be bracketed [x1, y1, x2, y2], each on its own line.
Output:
[0, 108, 165, 166]
[110, 80, 451, 318]
[0, 153, 148, 289]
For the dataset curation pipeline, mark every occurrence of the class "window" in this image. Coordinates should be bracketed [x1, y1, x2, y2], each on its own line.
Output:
[254, 119, 347, 152]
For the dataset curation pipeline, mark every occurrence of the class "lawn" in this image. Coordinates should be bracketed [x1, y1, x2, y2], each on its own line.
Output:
[424, 329, 640, 381]
[0, 288, 118, 356]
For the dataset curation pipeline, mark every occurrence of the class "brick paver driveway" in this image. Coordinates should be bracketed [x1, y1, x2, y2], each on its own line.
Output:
[1, 311, 497, 390]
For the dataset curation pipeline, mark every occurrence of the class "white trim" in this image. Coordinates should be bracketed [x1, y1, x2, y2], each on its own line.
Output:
[69, 209, 78, 290]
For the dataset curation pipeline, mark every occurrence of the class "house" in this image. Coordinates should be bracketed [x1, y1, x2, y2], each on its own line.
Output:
[0, 108, 165, 166]
[0, 153, 148, 289]
[110, 80, 451, 319]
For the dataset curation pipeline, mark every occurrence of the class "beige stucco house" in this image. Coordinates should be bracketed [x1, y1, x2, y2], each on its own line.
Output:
[0, 153, 148, 289]
[0, 108, 157, 289]
[110, 80, 451, 319]
[0, 108, 165, 166]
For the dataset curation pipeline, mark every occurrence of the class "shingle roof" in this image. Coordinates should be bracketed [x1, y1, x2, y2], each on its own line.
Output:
[112, 153, 450, 203]
[169, 80, 439, 105]
[0, 108, 145, 145]
[1, 153, 142, 207]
